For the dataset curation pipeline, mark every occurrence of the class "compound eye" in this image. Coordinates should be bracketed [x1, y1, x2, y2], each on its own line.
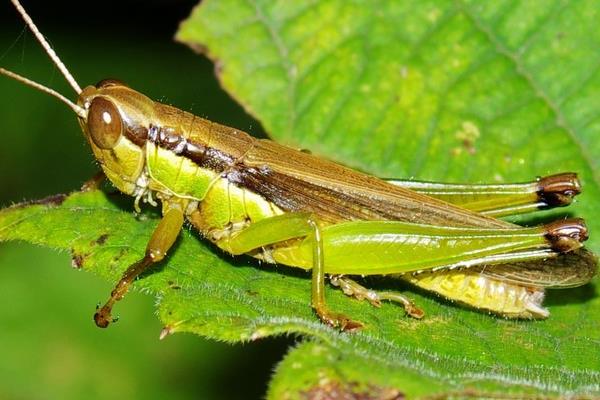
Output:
[95, 78, 127, 88]
[87, 97, 123, 149]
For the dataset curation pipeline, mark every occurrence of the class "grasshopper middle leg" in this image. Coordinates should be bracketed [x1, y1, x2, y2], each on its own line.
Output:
[330, 275, 424, 319]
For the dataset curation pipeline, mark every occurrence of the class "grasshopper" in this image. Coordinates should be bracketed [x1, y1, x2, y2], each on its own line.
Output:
[1, 0, 596, 330]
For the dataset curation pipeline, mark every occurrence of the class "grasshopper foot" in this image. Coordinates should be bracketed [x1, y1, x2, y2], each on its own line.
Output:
[403, 302, 425, 319]
[315, 308, 363, 331]
[94, 303, 117, 328]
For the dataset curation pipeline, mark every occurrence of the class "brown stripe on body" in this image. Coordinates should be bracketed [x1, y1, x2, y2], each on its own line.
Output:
[139, 122, 512, 227]
[127, 118, 338, 219]
[128, 122, 237, 173]
[120, 99, 252, 174]
[119, 114, 594, 266]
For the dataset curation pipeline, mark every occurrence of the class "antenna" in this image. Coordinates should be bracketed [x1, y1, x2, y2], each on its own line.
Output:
[0, 1, 87, 118]
[0, 68, 86, 117]
[10, 0, 82, 94]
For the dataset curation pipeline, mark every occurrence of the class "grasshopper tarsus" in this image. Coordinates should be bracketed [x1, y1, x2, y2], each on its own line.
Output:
[92, 256, 152, 328]
[94, 306, 112, 328]
[317, 311, 363, 332]
[312, 295, 363, 331]
[341, 320, 364, 332]
[405, 305, 425, 320]
[330, 276, 425, 319]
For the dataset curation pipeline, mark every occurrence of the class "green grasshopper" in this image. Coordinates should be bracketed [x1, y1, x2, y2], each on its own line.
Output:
[2, 0, 596, 330]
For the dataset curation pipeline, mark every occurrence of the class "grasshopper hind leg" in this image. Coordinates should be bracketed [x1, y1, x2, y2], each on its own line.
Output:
[307, 220, 363, 331]
[218, 212, 364, 331]
[330, 275, 424, 319]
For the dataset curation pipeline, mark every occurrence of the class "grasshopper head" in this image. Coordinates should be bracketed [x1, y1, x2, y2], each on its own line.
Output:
[1, 1, 155, 199]
[77, 80, 155, 196]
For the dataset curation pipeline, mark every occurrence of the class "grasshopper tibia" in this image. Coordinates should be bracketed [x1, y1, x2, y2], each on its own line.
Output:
[307, 219, 363, 331]
[95, 255, 154, 328]
[544, 218, 588, 253]
[537, 173, 581, 208]
[94, 207, 184, 328]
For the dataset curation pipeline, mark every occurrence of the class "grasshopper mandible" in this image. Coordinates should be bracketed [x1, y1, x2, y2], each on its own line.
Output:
[2, 0, 596, 330]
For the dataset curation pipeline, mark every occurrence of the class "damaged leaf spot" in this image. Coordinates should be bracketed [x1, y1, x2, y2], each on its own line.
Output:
[13, 193, 67, 209]
[167, 281, 182, 290]
[71, 251, 86, 269]
[452, 121, 480, 156]
[94, 234, 109, 245]
[302, 381, 404, 400]
[113, 248, 128, 262]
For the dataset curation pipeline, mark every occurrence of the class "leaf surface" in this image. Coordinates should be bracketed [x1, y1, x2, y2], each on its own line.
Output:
[178, 0, 600, 397]
[1, 0, 599, 398]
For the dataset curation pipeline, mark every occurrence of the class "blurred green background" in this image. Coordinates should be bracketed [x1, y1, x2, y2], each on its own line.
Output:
[0, 1, 292, 399]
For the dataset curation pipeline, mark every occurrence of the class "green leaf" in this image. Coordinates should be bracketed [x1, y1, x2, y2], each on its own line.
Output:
[4, 190, 598, 399]
[1, 0, 599, 398]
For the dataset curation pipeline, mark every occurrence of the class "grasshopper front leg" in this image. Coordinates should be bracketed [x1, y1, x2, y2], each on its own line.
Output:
[220, 213, 363, 330]
[94, 204, 184, 328]
[80, 171, 106, 192]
